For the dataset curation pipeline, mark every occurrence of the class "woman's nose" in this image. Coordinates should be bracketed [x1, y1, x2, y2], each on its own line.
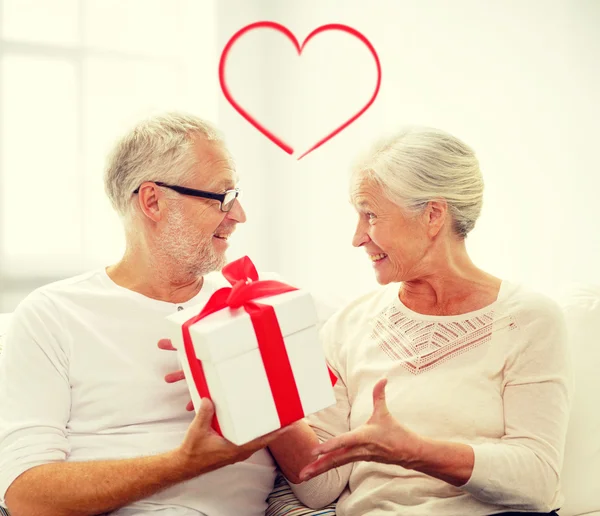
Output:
[352, 224, 370, 247]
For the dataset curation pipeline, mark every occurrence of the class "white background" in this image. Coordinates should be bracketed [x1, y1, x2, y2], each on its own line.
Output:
[0, 0, 599, 311]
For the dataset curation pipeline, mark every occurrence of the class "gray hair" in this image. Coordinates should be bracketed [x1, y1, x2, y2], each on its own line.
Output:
[352, 126, 484, 238]
[104, 112, 225, 218]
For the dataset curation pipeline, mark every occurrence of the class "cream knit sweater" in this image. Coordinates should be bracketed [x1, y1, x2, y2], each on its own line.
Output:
[290, 280, 573, 516]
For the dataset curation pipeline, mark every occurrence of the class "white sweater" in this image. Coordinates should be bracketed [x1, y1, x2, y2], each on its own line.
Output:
[292, 280, 573, 515]
[0, 269, 277, 515]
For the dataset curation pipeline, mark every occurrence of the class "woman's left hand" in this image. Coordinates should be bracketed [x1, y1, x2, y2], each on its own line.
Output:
[299, 378, 423, 482]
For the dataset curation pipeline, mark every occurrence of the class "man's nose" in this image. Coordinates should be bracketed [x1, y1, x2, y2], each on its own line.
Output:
[226, 198, 246, 223]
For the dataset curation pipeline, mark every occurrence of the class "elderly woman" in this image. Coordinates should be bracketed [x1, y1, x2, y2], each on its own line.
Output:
[269, 127, 572, 516]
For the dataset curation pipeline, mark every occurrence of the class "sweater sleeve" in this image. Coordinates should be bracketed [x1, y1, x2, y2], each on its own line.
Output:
[286, 315, 353, 509]
[461, 295, 573, 512]
[0, 293, 72, 507]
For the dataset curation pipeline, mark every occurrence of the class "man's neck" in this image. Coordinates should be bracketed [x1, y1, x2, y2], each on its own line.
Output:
[106, 257, 205, 304]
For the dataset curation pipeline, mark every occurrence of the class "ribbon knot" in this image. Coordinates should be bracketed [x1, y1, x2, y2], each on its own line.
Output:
[226, 280, 252, 309]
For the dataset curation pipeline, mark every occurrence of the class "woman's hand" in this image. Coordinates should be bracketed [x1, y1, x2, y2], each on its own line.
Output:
[299, 378, 423, 482]
[158, 338, 194, 412]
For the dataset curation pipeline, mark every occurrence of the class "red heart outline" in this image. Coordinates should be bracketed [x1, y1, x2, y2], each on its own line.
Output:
[219, 21, 382, 160]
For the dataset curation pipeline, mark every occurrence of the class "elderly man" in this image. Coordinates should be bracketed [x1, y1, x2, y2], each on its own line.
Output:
[0, 112, 308, 516]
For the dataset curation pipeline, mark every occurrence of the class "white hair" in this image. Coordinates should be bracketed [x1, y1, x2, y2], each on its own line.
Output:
[104, 112, 225, 219]
[351, 126, 484, 238]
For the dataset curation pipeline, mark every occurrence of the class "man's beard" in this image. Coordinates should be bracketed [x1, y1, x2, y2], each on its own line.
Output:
[157, 203, 228, 279]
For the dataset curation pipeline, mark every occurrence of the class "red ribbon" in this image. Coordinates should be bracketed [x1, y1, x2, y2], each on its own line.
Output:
[181, 256, 337, 436]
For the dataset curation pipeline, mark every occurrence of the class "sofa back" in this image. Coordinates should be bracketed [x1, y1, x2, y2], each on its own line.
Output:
[558, 284, 600, 516]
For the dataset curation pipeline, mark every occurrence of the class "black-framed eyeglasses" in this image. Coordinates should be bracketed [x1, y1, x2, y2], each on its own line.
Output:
[133, 181, 241, 212]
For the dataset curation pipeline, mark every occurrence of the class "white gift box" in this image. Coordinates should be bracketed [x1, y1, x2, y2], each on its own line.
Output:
[166, 289, 337, 445]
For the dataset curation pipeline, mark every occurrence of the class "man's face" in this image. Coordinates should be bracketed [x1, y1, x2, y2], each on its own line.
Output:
[158, 138, 246, 278]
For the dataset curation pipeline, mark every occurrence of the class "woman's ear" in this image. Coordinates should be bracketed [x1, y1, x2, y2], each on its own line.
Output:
[426, 199, 448, 238]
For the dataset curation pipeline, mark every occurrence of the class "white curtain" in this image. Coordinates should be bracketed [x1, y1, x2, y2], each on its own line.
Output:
[0, 0, 218, 310]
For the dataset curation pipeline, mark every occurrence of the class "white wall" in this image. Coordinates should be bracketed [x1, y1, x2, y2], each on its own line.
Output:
[1, 0, 598, 310]
[217, 0, 600, 304]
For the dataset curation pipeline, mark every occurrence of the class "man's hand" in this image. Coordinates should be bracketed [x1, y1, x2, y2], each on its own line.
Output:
[159, 338, 288, 473]
[176, 395, 289, 475]
[158, 338, 193, 411]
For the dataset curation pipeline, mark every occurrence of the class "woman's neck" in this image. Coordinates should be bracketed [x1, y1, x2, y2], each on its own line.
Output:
[399, 247, 502, 316]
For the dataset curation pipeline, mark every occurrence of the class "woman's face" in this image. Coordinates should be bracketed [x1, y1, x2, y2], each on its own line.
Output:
[350, 176, 433, 285]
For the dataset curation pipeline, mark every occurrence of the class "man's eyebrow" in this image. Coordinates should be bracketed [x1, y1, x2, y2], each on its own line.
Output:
[211, 176, 239, 191]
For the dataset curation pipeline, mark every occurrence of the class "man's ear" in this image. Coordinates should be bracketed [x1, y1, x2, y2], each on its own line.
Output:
[137, 183, 166, 223]
[426, 199, 448, 238]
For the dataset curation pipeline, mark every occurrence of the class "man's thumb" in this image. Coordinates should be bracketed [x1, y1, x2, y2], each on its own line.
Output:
[195, 397, 215, 428]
